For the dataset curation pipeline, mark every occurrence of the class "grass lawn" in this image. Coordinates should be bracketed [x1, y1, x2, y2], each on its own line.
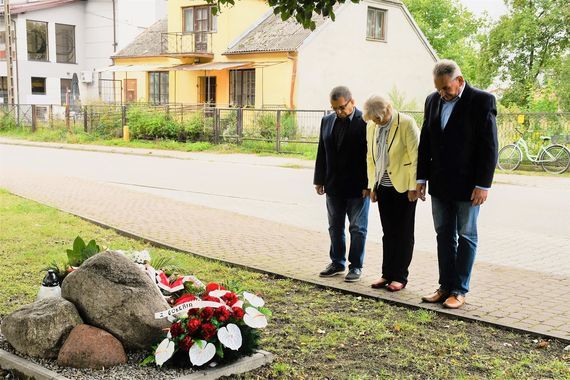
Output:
[0, 189, 569, 379]
[0, 127, 319, 160]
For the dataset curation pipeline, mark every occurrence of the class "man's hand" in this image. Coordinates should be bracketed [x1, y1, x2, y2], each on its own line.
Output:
[471, 188, 488, 206]
[315, 185, 325, 195]
[370, 190, 377, 203]
[407, 190, 418, 202]
[362, 189, 370, 199]
[416, 183, 426, 201]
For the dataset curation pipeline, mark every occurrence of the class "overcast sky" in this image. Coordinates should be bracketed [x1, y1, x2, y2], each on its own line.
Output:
[458, 0, 508, 20]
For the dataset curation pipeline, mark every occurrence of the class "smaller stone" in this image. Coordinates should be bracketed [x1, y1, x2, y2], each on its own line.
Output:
[57, 324, 127, 369]
[0, 298, 82, 358]
[564, 344, 570, 351]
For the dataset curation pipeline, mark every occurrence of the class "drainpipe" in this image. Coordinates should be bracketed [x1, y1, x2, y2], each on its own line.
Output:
[288, 52, 297, 110]
[112, 0, 117, 102]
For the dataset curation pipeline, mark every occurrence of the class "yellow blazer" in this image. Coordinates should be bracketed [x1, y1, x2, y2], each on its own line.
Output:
[366, 111, 420, 193]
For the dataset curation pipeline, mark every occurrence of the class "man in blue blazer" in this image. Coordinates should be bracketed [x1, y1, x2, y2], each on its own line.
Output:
[314, 86, 370, 282]
[417, 60, 498, 308]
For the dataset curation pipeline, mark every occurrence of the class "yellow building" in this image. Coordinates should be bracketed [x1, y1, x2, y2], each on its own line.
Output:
[110, 0, 294, 108]
[109, 0, 438, 110]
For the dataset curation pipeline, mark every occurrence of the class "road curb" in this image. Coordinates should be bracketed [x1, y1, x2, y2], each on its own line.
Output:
[0, 348, 273, 380]
[0, 349, 70, 380]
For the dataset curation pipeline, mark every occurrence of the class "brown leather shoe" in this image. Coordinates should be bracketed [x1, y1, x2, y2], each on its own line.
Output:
[421, 289, 449, 303]
[443, 294, 465, 309]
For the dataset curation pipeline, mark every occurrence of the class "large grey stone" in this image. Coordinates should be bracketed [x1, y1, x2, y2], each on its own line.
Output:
[0, 298, 82, 358]
[61, 250, 170, 350]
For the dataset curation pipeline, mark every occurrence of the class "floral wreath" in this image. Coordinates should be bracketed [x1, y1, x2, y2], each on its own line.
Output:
[129, 251, 271, 368]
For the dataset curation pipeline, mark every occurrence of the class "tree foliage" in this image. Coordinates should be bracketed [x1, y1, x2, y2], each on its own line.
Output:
[402, 0, 489, 87]
[480, 0, 569, 109]
[205, 0, 359, 30]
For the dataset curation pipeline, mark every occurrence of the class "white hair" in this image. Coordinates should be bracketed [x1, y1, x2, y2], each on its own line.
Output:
[433, 59, 462, 79]
[363, 95, 393, 121]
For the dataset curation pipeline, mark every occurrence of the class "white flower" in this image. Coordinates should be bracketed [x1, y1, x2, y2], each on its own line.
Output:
[189, 340, 216, 366]
[243, 291, 265, 307]
[243, 307, 268, 328]
[233, 300, 244, 309]
[131, 249, 151, 264]
[209, 289, 230, 298]
[217, 324, 242, 350]
[154, 338, 175, 366]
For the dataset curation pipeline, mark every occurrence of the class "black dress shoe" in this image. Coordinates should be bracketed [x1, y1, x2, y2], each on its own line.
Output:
[319, 263, 345, 277]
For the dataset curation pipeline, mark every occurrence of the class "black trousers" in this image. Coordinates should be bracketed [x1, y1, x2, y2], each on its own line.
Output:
[376, 185, 417, 283]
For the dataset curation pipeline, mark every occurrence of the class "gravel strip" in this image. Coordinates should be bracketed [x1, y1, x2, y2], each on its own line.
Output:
[0, 333, 200, 380]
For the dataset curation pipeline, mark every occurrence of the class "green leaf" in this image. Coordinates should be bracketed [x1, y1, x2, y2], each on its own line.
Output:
[258, 307, 273, 317]
[215, 342, 225, 358]
[140, 354, 156, 366]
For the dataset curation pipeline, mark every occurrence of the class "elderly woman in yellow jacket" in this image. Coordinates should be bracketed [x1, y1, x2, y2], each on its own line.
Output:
[364, 95, 420, 292]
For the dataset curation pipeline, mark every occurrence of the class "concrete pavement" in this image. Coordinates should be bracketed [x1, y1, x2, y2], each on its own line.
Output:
[0, 138, 569, 342]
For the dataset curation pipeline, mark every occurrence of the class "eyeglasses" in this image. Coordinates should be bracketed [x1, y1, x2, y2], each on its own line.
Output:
[332, 99, 352, 112]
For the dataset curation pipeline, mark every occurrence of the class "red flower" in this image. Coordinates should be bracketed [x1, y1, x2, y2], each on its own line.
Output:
[215, 306, 231, 322]
[187, 307, 199, 316]
[174, 293, 197, 306]
[201, 323, 217, 340]
[221, 292, 239, 306]
[170, 321, 184, 338]
[232, 307, 245, 321]
[200, 307, 215, 321]
[186, 318, 201, 335]
[202, 295, 222, 303]
[205, 283, 226, 293]
[179, 335, 194, 351]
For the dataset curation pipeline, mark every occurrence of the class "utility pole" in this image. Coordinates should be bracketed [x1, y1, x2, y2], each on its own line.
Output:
[3, 0, 15, 105]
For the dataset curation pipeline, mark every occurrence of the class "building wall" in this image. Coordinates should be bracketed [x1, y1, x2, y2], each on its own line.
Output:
[295, 0, 437, 111]
[167, 0, 269, 60]
[4, 2, 86, 105]
[84, 0, 167, 102]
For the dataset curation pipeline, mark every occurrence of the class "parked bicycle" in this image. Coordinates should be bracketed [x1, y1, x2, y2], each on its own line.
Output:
[497, 128, 570, 174]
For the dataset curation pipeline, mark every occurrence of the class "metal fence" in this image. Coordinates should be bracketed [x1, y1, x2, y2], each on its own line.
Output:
[1, 103, 569, 155]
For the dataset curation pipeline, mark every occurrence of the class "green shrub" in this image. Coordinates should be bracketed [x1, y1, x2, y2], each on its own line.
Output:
[0, 111, 17, 130]
[255, 111, 297, 140]
[127, 105, 182, 140]
[181, 113, 207, 142]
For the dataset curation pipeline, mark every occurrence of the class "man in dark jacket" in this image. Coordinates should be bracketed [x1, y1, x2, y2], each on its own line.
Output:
[417, 60, 498, 308]
[314, 86, 370, 282]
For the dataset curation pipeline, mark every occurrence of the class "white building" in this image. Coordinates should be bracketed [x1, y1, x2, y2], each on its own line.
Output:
[0, 0, 166, 105]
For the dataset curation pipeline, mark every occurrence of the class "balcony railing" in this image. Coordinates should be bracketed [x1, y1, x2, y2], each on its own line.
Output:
[160, 32, 214, 55]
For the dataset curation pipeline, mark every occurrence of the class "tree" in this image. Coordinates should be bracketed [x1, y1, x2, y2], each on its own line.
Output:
[480, 0, 569, 109]
[402, 0, 489, 86]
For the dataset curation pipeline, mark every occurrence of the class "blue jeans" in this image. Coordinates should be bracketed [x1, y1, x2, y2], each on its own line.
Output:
[326, 194, 369, 270]
[431, 196, 480, 295]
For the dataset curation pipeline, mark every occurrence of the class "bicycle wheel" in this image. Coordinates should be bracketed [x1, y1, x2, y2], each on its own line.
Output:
[497, 144, 522, 171]
[540, 144, 570, 174]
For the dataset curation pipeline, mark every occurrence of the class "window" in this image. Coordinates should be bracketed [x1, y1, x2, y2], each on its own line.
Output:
[199, 76, 216, 104]
[367, 7, 386, 41]
[183, 6, 217, 33]
[56, 24, 76, 63]
[149, 72, 169, 105]
[125, 79, 137, 103]
[27, 20, 48, 61]
[229, 69, 255, 107]
[31, 77, 46, 95]
[60, 78, 71, 105]
[0, 76, 7, 104]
